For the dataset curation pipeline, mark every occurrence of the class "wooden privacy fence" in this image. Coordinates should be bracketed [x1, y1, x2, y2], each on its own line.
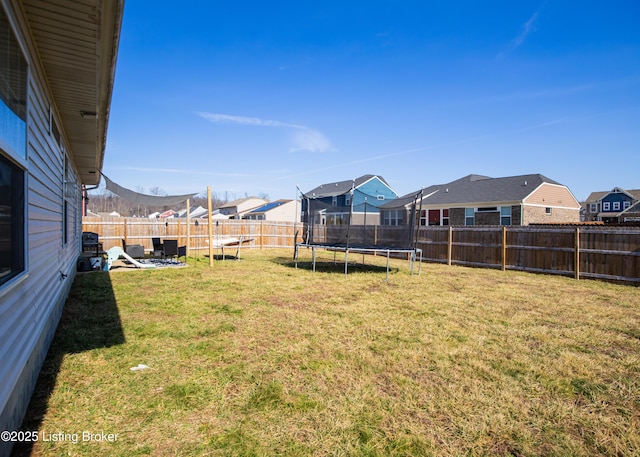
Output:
[83, 217, 640, 284]
[82, 217, 299, 253]
[416, 226, 640, 284]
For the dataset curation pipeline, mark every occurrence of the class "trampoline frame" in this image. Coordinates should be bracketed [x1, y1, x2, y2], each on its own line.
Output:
[294, 242, 422, 279]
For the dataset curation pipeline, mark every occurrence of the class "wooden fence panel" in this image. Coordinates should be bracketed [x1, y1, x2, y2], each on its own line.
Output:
[506, 228, 575, 276]
[452, 227, 502, 269]
[415, 227, 449, 263]
[580, 228, 640, 282]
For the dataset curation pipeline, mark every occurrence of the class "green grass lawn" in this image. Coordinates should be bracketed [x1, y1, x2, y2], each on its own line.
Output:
[18, 249, 640, 456]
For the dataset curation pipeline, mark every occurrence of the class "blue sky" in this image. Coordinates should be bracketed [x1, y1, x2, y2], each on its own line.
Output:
[103, 1, 640, 202]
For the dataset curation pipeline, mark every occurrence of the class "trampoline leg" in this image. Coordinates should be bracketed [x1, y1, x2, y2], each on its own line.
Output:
[386, 250, 390, 281]
[410, 251, 415, 276]
[312, 246, 317, 272]
[344, 249, 349, 276]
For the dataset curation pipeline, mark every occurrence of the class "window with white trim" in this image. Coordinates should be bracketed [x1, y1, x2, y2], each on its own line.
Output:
[418, 209, 427, 226]
[0, 6, 27, 159]
[589, 203, 597, 213]
[383, 209, 403, 226]
[465, 208, 474, 226]
[603, 201, 610, 211]
[442, 209, 449, 226]
[0, 6, 27, 287]
[500, 206, 511, 225]
[613, 201, 620, 211]
[624, 201, 631, 209]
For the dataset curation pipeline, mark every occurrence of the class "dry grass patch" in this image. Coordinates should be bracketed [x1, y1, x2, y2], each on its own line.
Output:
[17, 249, 640, 456]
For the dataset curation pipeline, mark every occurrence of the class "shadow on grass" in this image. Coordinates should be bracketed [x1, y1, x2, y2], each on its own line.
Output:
[272, 256, 400, 275]
[12, 272, 124, 457]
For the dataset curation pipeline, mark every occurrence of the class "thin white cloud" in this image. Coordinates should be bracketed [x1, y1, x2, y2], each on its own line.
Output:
[512, 11, 538, 49]
[498, 7, 542, 58]
[196, 112, 334, 153]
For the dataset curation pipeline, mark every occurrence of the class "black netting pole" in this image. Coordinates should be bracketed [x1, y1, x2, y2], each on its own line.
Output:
[345, 182, 355, 250]
[413, 189, 424, 249]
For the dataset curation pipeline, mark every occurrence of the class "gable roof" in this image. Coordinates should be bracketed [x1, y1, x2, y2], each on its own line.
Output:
[381, 173, 564, 209]
[248, 200, 293, 213]
[304, 174, 391, 198]
[219, 197, 267, 209]
[585, 188, 640, 203]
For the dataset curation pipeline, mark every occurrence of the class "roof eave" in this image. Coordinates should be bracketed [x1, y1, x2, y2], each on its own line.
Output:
[22, 0, 124, 185]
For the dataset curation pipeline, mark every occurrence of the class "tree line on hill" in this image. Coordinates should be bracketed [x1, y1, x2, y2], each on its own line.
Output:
[86, 187, 269, 217]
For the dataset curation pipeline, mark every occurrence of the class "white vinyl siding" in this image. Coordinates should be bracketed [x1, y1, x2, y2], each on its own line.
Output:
[0, 3, 81, 444]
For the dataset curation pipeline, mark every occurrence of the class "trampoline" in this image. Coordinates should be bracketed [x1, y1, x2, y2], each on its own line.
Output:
[295, 180, 424, 278]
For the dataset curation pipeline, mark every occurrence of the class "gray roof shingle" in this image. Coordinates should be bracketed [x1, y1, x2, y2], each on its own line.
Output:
[303, 174, 391, 198]
[381, 173, 563, 209]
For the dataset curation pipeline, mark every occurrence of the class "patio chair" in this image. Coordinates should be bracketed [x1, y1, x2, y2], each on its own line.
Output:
[122, 239, 145, 259]
[163, 239, 177, 259]
[162, 239, 186, 261]
[152, 237, 163, 258]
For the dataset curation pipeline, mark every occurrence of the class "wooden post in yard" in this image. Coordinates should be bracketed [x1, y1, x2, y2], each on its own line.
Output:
[123, 218, 127, 247]
[260, 221, 264, 249]
[575, 227, 580, 280]
[208, 186, 214, 267]
[186, 198, 190, 257]
[448, 226, 453, 266]
[502, 226, 507, 271]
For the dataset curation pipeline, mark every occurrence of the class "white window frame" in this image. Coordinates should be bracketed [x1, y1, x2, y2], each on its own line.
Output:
[613, 201, 620, 211]
[0, 5, 29, 289]
[603, 201, 610, 211]
[465, 207, 474, 226]
[500, 206, 511, 226]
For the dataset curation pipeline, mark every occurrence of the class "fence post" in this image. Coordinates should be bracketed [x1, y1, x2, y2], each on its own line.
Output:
[575, 227, 580, 280]
[448, 226, 453, 266]
[260, 221, 264, 249]
[207, 187, 214, 267]
[502, 226, 507, 271]
[123, 218, 127, 246]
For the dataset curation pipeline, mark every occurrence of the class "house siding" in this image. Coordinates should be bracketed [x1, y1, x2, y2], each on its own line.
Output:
[523, 183, 580, 209]
[0, 4, 82, 450]
[353, 177, 397, 211]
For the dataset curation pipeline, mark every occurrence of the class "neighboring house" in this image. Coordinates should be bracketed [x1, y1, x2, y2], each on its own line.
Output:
[302, 174, 398, 225]
[176, 206, 227, 219]
[218, 197, 269, 219]
[380, 174, 581, 226]
[243, 199, 300, 222]
[583, 187, 640, 223]
[97, 211, 122, 218]
[0, 1, 123, 453]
